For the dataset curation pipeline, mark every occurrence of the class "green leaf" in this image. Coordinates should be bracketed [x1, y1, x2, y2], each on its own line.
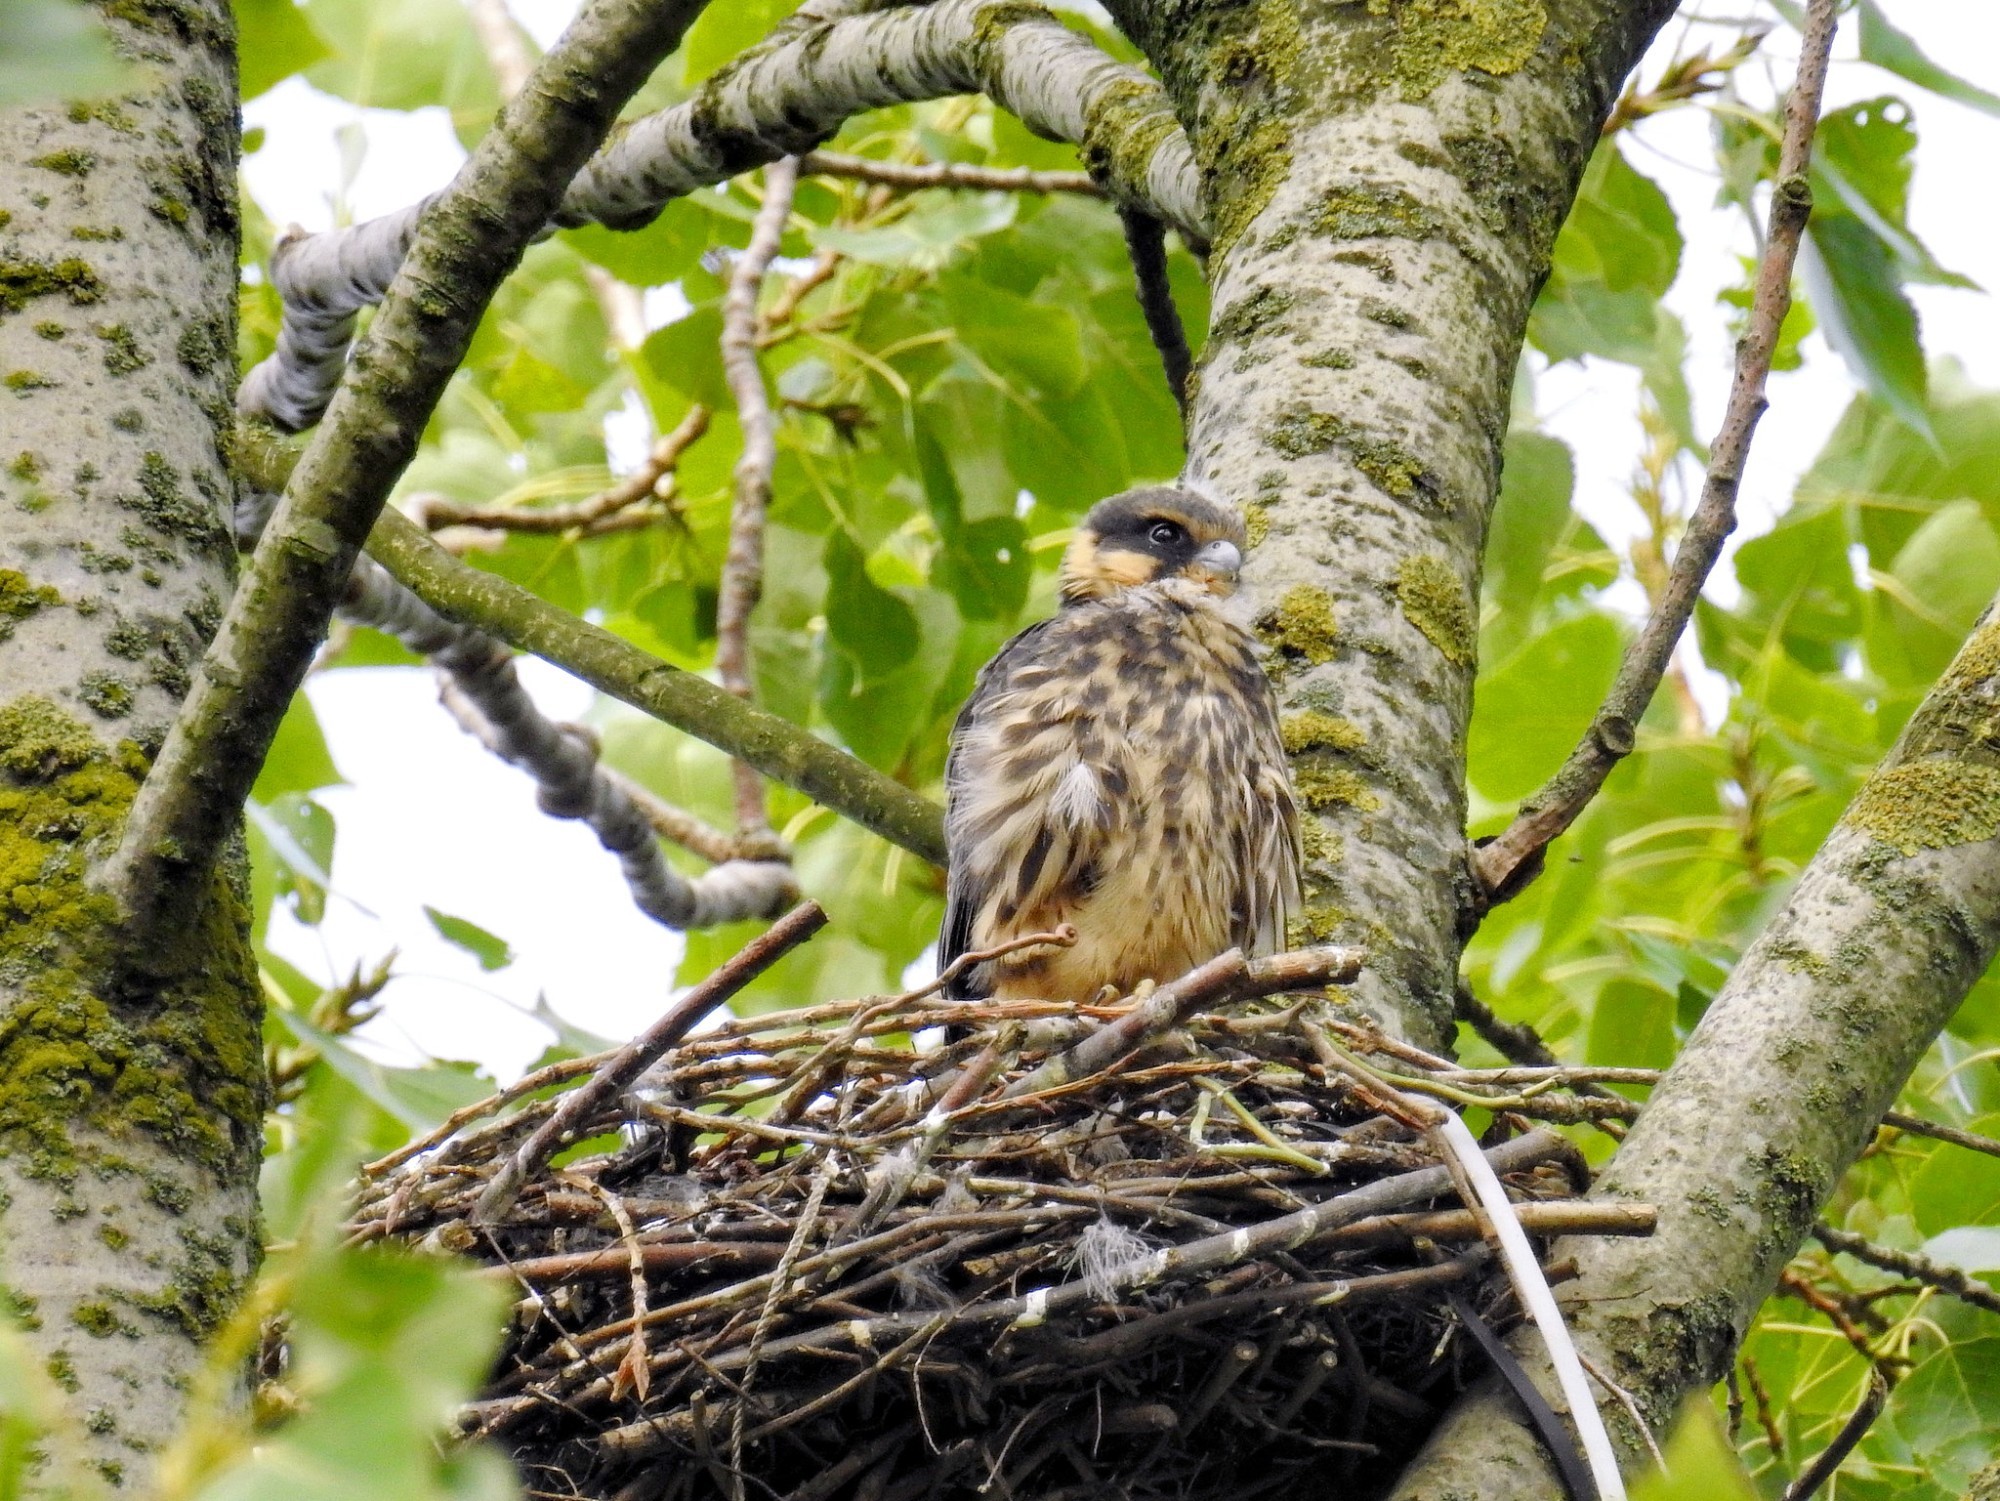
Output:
[304, 0, 501, 138]
[423, 907, 515, 972]
[248, 793, 337, 926]
[0, 0, 126, 106]
[253, 691, 344, 801]
[1910, 1115, 2000, 1236]
[1587, 979, 1677, 1069]
[1629, 1403, 1758, 1501]
[1882, 1334, 2000, 1494]
[823, 529, 920, 684]
[1483, 430, 1575, 646]
[1802, 214, 1933, 443]
[1731, 503, 1864, 672]
[1467, 612, 1623, 803]
[195, 1244, 517, 1501]
[814, 191, 1018, 269]
[561, 199, 711, 287]
[238, 0, 333, 101]
[681, 0, 801, 82]
[641, 303, 732, 410]
[1814, 98, 1972, 289]
[268, 1009, 494, 1131]
[1858, 0, 2000, 119]
[1529, 142, 1683, 365]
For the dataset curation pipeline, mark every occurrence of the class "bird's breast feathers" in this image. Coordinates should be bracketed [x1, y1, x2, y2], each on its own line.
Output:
[943, 582, 1301, 1001]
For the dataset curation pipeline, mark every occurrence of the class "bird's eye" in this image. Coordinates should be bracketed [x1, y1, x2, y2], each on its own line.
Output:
[1147, 520, 1185, 548]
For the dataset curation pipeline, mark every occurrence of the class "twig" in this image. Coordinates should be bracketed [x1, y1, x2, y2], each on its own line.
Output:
[998, 944, 1365, 1102]
[604, 765, 784, 866]
[103, 0, 717, 946]
[1579, 1352, 1667, 1474]
[472, 901, 828, 1222]
[801, 149, 1101, 196]
[1878, 1111, 2000, 1161]
[1601, 31, 1765, 135]
[414, 404, 711, 536]
[1744, 1353, 1784, 1458]
[577, 1180, 654, 1404]
[1474, 0, 1841, 902]
[717, 158, 802, 834]
[1117, 205, 1192, 421]
[1812, 1222, 2000, 1316]
[733, 1158, 836, 1495]
[1780, 1367, 1889, 1501]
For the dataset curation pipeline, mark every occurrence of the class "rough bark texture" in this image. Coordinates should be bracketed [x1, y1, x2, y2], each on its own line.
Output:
[1104, 0, 1680, 1048]
[1393, 603, 2000, 1499]
[0, 0, 262, 1484]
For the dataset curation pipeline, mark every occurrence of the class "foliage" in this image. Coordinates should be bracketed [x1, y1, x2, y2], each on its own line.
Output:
[1, 0, 1982, 1496]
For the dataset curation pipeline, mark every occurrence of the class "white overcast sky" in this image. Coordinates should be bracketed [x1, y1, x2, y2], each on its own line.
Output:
[241, 2, 2000, 1083]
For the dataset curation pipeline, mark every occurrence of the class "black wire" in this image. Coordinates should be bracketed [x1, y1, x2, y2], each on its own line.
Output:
[1447, 1290, 1599, 1501]
[1117, 205, 1193, 422]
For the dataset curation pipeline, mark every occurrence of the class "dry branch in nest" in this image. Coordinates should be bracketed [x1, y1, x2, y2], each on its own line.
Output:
[350, 920, 1654, 1501]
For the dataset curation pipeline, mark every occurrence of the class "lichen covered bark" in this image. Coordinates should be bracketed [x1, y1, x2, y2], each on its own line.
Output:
[0, 0, 261, 1483]
[1394, 603, 2000, 1499]
[1104, 0, 1678, 1045]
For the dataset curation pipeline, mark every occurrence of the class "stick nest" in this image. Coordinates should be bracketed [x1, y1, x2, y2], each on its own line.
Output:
[349, 941, 1645, 1501]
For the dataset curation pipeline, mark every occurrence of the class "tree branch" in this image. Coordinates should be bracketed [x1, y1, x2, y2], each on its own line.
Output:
[1116, 205, 1192, 421]
[717, 158, 801, 835]
[106, 0, 720, 944]
[341, 559, 798, 929]
[238, 0, 1199, 434]
[364, 508, 949, 865]
[1393, 584, 2000, 1498]
[1474, 0, 1838, 904]
[800, 149, 1100, 196]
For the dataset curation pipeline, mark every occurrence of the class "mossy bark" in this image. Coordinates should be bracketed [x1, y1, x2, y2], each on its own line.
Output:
[1102, 0, 1678, 1046]
[1393, 604, 2000, 1498]
[0, 0, 263, 1485]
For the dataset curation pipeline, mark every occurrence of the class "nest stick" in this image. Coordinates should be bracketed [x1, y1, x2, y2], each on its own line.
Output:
[1000, 943, 1364, 1102]
[473, 901, 827, 1223]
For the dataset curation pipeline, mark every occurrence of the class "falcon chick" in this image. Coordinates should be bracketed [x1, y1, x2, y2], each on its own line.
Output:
[940, 486, 1301, 1003]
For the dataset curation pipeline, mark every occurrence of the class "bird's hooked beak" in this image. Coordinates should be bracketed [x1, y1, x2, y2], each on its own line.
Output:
[1187, 538, 1242, 595]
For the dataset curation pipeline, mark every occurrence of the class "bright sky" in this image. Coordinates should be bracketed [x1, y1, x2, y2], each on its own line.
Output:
[242, 2, 2000, 1083]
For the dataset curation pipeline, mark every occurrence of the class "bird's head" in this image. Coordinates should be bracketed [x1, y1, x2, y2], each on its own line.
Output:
[1059, 487, 1247, 604]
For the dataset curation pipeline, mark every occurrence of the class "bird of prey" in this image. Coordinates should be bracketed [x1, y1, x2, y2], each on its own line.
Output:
[939, 486, 1301, 1003]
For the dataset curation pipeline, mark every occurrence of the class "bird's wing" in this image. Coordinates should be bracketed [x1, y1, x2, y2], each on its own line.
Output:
[1235, 658, 1303, 957]
[938, 617, 1063, 999]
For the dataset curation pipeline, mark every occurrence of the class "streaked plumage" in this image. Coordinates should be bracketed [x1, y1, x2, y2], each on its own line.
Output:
[940, 487, 1301, 1003]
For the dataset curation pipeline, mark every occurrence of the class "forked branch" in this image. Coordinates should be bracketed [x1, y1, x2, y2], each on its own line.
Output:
[1474, 0, 1840, 902]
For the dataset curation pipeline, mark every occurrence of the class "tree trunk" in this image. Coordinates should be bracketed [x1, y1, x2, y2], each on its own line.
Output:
[1104, 0, 1679, 1048]
[0, 0, 261, 1485]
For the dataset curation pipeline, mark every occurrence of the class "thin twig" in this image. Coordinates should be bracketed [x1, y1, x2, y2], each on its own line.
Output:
[1812, 1222, 2000, 1316]
[1474, 0, 1840, 902]
[414, 405, 711, 537]
[1780, 1367, 1889, 1501]
[1601, 30, 1765, 135]
[801, 149, 1101, 197]
[472, 902, 828, 1223]
[717, 157, 801, 835]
